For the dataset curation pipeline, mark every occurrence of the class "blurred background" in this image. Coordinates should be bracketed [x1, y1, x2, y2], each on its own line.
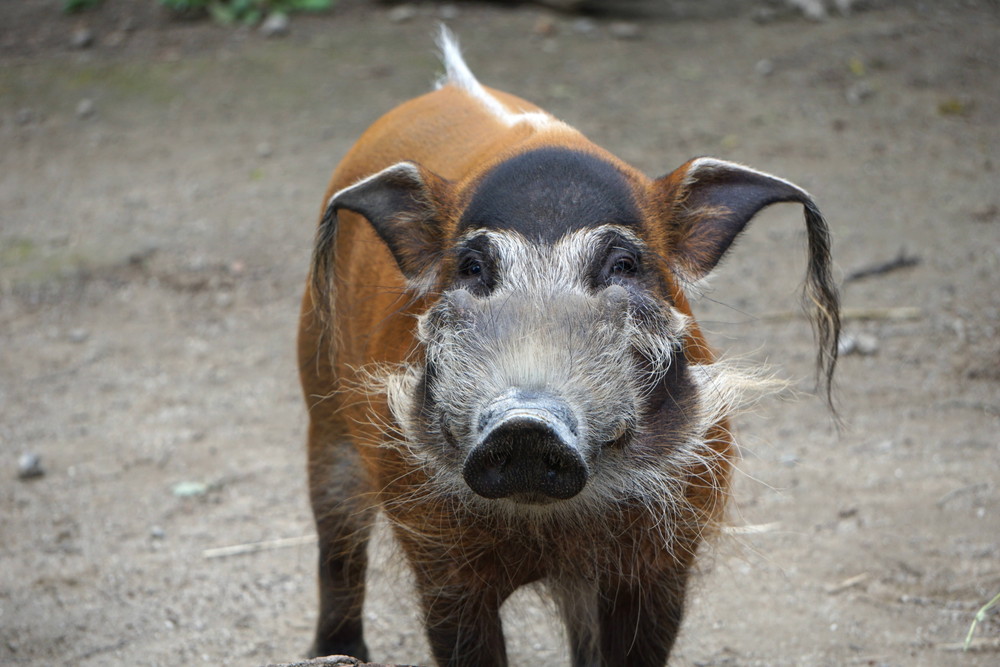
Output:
[1, 0, 998, 664]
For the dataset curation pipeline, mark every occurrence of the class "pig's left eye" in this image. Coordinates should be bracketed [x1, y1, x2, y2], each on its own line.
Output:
[608, 252, 638, 276]
[604, 249, 640, 280]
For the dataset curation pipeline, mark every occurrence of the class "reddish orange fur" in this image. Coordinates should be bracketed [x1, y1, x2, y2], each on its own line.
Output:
[300, 82, 741, 666]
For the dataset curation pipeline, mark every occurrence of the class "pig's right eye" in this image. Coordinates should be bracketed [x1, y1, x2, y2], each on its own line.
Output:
[459, 256, 483, 277]
[456, 251, 494, 295]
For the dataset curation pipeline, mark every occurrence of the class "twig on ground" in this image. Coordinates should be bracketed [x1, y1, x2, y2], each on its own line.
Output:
[722, 522, 782, 535]
[761, 306, 922, 322]
[825, 572, 870, 594]
[936, 482, 990, 508]
[845, 249, 921, 283]
[203, 534, 316, 559]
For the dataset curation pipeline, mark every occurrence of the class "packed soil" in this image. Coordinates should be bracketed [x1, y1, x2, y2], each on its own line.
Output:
[2, 1, 998, 665]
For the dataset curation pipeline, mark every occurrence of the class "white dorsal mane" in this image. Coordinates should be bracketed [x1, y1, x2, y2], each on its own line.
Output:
[436, 26, 554, 129]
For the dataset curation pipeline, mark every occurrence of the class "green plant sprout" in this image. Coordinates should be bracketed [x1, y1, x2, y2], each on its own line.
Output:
[964, 590, 1000, 650]
[158, 0, 334, 25]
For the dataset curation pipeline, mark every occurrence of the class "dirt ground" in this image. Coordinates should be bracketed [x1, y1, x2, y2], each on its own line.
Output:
[1, 1, 998, 665]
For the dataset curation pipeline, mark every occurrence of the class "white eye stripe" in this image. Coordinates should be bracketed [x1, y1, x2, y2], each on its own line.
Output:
[454, 226, 650, 294]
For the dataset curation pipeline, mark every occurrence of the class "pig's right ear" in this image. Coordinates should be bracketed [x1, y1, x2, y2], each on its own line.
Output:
[654, 156, 841, 405]
[314, 161, 450, 289]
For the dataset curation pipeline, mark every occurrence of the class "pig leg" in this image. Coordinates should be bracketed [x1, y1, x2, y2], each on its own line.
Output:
[595, 571, 689, 666]
[555, 583, 600, 667]
[308, 433, 374, 660]
[410, 564, 510, 667]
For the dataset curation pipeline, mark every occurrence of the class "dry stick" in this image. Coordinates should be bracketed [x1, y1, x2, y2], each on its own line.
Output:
[844, 249, 921, 283]
[203, 534, 317, 559]
[722, 522, 782, 535]
[936, 482, 990, 508]
[760, 306, 922, 323]
[940, 638, 1000, 652]
[825, 572, 870, 595]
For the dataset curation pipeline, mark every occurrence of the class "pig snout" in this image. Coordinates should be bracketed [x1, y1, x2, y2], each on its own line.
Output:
[463, 392, 587, 501]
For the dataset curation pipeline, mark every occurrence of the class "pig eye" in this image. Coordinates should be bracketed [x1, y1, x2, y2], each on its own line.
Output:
[455, 249, 495, 295]
[609, 253, 638, 276]
[459, 256, 483, 277]
[604, 249, 640, 280]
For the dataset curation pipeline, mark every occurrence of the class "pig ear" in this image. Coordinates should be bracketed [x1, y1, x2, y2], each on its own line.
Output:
[310, 161, 449, 323]
[659, 158, 815, 280]
[312, 162, 448, 309]
[656, 157, 841, 404]
[324, 161, 449, 282]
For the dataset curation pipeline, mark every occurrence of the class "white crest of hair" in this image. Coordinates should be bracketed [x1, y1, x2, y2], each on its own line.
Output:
[435, 25, 554, 129]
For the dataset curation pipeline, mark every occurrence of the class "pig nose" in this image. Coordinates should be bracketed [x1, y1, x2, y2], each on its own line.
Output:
[463, 393, 587, 501]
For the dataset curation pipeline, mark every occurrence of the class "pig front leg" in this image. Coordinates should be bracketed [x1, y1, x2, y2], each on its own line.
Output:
[594, 570, 689, 666]
[408, 556, 512, 667]
[423, 592, 507, 667]
[307, 434, 375, 660]
[558, 570, 687, 667]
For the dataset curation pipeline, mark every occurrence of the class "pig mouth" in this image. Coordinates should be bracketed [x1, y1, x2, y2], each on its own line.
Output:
[504, 492, 561, 506]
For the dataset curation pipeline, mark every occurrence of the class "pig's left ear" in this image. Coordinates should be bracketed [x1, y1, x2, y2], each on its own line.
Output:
[656, 157, 841, 402]
[325, 161, 451, 282]
[311, 161, 451, 316]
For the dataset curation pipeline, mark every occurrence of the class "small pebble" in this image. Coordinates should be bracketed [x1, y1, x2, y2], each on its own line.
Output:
[533, 16, 557, 37]
[788, 0, 828, 21]
[76, 98, 95, 120]
[438, 4, 459, 20]
[846, 80, 875, 106]
[780, 453, 800, 468]
[71, 26, 94, 49]
[387, 5, 417, 23]
[260, 12, 290, 38]
[754, 58, 775, 77]
[571, 18, 596, 35]
[839, 332, 879, 356]
[609, 21, 641, 41]
[16, 108, 35, 126]
[150, 526, 166, 540]
[256, 141, 273, 158]
[68, 328, 90, 343]
[171, 480, 208, 497]
[18, 452, 45, 480]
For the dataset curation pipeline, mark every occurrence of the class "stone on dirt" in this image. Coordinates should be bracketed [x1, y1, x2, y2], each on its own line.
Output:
[17, 452, 44, 480]
[261, 12, 290, 38]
